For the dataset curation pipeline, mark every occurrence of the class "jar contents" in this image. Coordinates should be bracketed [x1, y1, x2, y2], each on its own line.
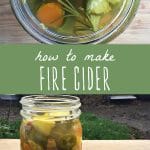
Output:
[20, 113, 82, 150]
[26, 0, 124, 35]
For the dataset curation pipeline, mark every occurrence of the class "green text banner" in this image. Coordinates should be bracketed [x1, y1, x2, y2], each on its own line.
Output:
[0, 44, 149, 94]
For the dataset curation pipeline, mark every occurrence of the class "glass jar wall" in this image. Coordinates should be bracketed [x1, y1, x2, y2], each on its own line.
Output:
[20, 95, 82, 150]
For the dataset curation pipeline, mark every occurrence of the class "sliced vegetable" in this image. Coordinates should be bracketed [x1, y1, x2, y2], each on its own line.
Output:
[86, 0, 111, 15]
[36, 2, 64, 28]
[86, 0, 112, 31]
[32, 113, 55, 137]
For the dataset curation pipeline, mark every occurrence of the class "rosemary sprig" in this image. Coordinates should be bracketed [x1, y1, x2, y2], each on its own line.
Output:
[57, 0, 94, 34]
[58, 0, 79, 16]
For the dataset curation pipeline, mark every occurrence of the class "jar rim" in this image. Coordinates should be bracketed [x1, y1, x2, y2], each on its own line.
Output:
[20, 95, 81, 121]
[20, 95, 80, 105]
[11, 0, 140, 44]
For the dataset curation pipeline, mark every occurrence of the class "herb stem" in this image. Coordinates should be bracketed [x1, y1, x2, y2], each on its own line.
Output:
[57, 0, 94, 34]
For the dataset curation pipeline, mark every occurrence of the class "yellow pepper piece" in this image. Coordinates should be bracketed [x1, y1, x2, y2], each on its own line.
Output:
[32, 113, 55, 137]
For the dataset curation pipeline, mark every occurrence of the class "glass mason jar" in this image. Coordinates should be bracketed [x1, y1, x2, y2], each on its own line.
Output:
[11, 0, 140, 44]
[20, 95, 82, 150]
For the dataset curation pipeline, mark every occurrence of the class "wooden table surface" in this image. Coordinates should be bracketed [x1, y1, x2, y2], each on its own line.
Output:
[0, 140, 150, 150]
[0, 0, 150, 44]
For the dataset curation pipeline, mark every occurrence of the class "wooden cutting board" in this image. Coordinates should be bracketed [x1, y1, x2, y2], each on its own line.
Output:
[0, 0, 150, 44]
[0, 140, 150, 150]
